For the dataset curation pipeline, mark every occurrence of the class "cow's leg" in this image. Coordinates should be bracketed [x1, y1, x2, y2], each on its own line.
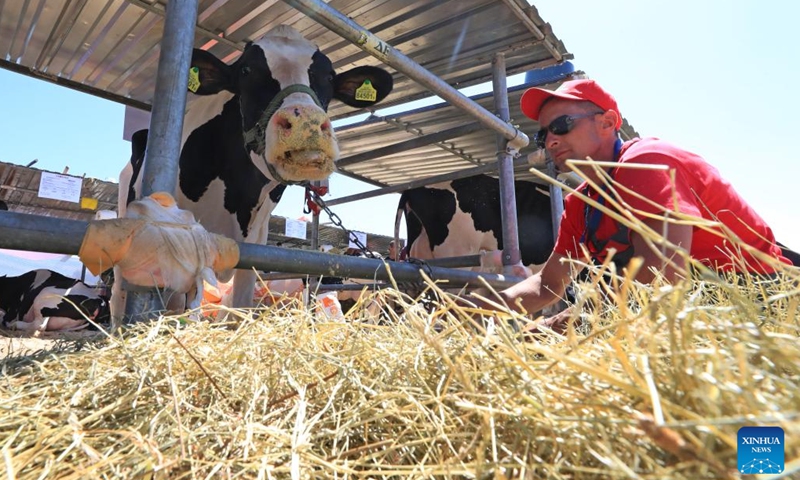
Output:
[43, 316, 90, 332]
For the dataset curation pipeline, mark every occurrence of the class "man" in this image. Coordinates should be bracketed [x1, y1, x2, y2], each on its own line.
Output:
[477, 79, 791, 322]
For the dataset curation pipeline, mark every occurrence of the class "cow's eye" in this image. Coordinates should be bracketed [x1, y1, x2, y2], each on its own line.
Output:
[241, 65, 251, 76]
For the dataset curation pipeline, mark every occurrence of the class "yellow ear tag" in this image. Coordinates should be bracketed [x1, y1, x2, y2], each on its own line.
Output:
[188, 66, 201, 93]
[354, 79, 377, 102]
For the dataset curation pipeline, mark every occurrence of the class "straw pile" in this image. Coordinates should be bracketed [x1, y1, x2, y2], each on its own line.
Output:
[1, 263, 798, 479]
[2, 164, 799, 478]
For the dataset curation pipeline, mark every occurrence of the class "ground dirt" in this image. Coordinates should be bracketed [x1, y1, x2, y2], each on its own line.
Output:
[1, 330, 104, 360]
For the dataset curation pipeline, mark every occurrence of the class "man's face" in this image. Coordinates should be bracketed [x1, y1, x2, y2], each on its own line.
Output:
[538, 99, 605, 172]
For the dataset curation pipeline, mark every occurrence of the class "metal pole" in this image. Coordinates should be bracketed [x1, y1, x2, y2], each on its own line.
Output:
[0, 214, 525, 293]
[126, 0, 199, 324]
[325, 156, 535, 207]
[492, 53, 521, 268]
[0, 211, 87, 253]
[425, 254, 482, 269]
[139, 0, 198, 196]
[238, 244, 523, 289]
[336, 123, 484, 168]
[311, 182, 321, 251]
[546, 157, 564, 243]
[281, 0, 529, 152]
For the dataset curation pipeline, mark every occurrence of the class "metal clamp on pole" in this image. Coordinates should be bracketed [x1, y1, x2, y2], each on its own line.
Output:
[281, 0, 529, 152]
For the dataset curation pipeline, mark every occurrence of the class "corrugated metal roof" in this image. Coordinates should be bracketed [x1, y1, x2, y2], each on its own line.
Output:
[0, 0, 638, 218]
[0, 0, 569, 119]
[0, 0, 571, 184]
[335, 76, 639, 186]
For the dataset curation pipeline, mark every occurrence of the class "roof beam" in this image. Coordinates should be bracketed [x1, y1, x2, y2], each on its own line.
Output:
[0, 58, 152, 111]
[123, 0, 242, 51]
[336, 122, 484, 168]
[326, 156, 532, 206]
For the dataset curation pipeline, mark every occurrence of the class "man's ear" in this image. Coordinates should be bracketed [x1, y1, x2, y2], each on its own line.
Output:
[189, 49, 235, 95]
[333, 66, 394, 108]
[600, 110, 620, 132]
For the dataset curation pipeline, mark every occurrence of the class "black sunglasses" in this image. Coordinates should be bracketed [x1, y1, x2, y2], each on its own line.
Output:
[534, 112, 604, 149]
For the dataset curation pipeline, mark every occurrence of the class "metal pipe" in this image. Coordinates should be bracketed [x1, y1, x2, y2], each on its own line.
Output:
[310, 181, 321, 251]
[0, 213, 524, 293]
[315, 283, 388, 292]
[127, 0, 199, 323]
[124, 287, 173, 324]
[0, 58, 153, 112]
[424, 254, 482, 269]
[138, 0, 197, 196]
[492, 53, 521, 267]
[336, 122, 484, 167]
[326, 156, 531, 206]
[281, 0, 529, 152]
[0, 212, 87, 253]
[260, 272, 310, 281]
[238, 244, 523, 289]
[546, 156, 564, 243]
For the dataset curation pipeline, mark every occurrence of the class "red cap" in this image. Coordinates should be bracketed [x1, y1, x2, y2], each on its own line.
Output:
[520, 79, 622, 129]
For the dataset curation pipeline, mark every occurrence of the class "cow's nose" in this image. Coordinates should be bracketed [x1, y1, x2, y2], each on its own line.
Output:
[274, 105, 332, 136]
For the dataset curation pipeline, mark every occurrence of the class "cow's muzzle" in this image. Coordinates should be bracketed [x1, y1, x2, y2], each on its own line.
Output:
[243, 85, 336, 185]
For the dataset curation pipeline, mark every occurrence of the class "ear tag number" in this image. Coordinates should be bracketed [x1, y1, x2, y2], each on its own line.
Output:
[188, 67, 201, 93]
[355, 79, 377, 102]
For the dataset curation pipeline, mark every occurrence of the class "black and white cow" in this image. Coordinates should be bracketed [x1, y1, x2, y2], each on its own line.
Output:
[118, 25, 393, 314]
[0, 269, 109, 331]
[397, 174, 555, 274]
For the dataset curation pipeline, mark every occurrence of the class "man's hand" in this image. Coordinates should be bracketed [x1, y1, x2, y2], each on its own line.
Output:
[520, 306, 576, 339]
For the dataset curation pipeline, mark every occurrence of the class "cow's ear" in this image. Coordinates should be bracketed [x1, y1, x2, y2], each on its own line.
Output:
[333, 66, 394, 109]
[189, 48, 234, 95]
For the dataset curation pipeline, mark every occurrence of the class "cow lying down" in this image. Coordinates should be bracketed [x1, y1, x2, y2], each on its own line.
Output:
[0, 269, 109, 332]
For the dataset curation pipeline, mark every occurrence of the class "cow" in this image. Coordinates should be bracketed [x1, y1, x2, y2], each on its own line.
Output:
[0, 269, 109, 332]
[116, 25, 393, 318]
[397, 174, 555, 275]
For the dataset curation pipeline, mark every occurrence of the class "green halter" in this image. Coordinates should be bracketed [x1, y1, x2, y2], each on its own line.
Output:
[242, 84, 323, 185]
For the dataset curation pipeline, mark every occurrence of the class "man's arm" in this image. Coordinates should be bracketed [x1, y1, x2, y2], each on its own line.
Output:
[476, 252, 573, 314]
[630, 218, 692, 283]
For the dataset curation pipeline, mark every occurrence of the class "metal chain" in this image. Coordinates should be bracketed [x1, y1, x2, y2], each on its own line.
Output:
[306, 188, 380, 259]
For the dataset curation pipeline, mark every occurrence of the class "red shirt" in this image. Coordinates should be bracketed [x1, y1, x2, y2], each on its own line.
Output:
[553, 137, 790, 274]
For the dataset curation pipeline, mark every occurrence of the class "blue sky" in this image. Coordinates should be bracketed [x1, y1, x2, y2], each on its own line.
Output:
[1, 1, 797, 248]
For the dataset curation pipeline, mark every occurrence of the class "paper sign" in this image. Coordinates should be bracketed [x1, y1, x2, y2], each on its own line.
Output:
[348, 231, 367, 249]
[285, 218, 307, 239]
[38, 172, 82, 203]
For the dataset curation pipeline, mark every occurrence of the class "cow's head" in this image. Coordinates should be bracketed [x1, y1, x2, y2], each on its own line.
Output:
[189, 25, 393, 184]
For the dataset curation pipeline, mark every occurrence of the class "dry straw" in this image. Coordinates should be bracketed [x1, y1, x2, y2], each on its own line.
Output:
[2, 165, 799, 479]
